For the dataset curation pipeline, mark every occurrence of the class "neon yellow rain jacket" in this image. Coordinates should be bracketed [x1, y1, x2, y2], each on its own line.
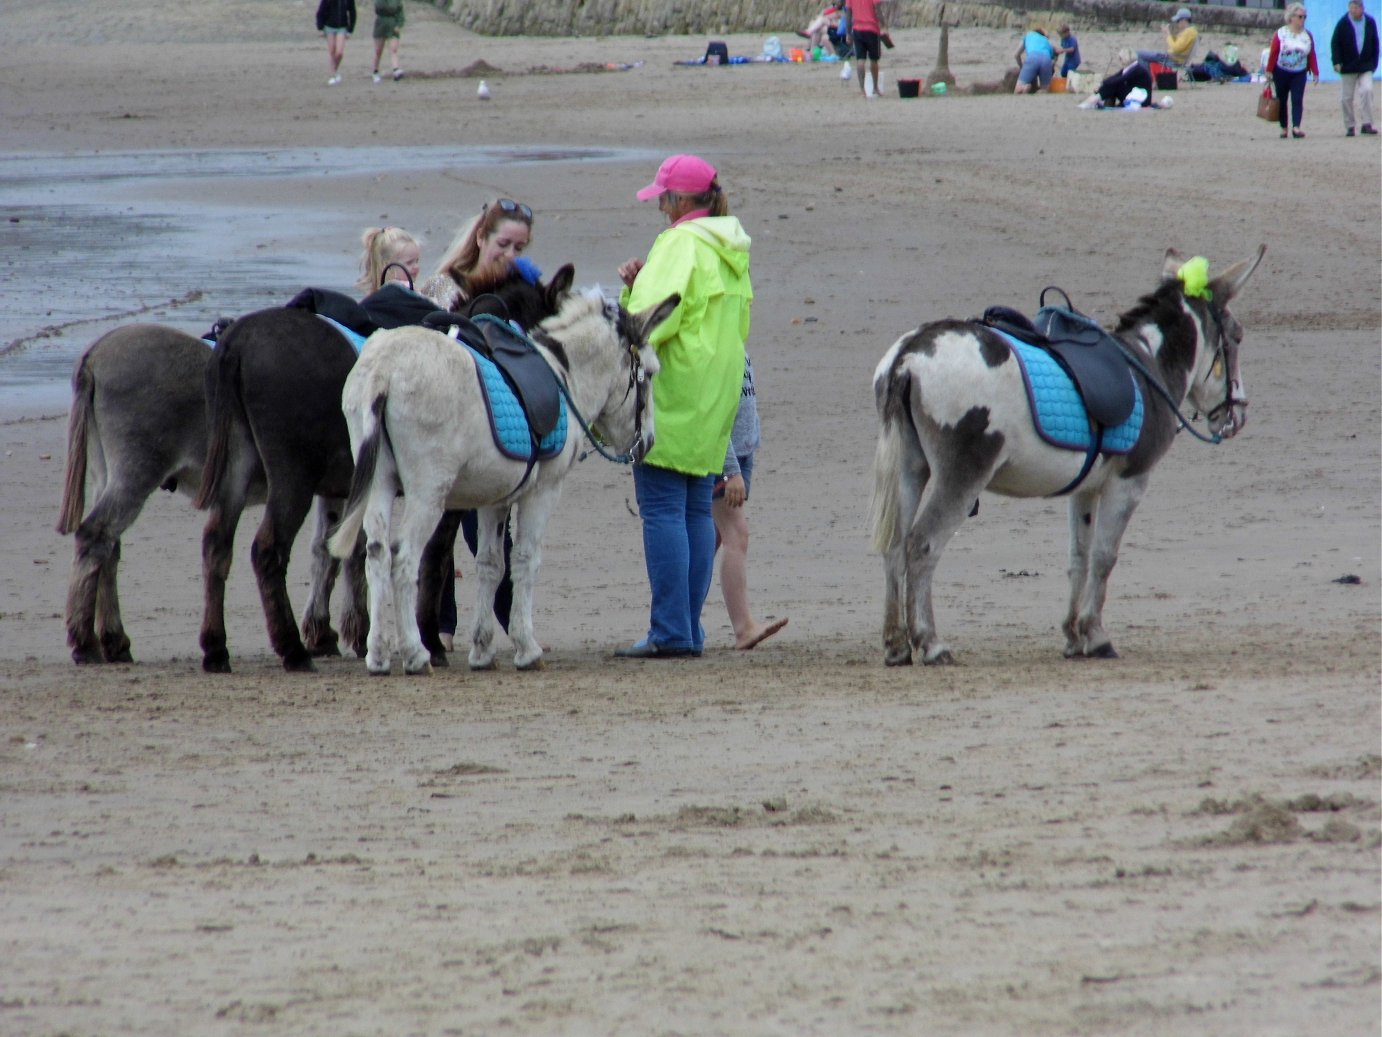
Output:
[621, 215, 752, 476]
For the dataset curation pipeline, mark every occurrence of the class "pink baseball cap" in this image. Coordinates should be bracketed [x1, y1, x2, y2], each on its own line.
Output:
[635, 154, 718, 201]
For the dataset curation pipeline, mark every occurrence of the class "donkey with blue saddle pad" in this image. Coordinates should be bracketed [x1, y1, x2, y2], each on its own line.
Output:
[869, 247, 1263, 666]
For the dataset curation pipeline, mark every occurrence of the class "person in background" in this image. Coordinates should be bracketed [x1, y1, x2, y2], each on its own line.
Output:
[1268, 3, 1321, 139]
[712, 354, 787, 651]
[421, 199, 536, 650]
[1331, 0, 1380, 136]
[799, 6, 842, 52]
[1055, 23, 1082, 76]
[356, 225, 421, 294]
[847, 0, 888, 97]
[614, 155, 751, 659]
[1076, 60, 1164, 109]
[1014, 27, 1055, 93]
[371, 0, 406, 83]
[1137, 7, 1198, 67]
[316, 0, 356, 86]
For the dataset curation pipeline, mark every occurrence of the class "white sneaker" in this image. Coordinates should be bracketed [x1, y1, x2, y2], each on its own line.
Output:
[328, 74, 341, 86]
[392, 68, 404, 81]
[372, 71, 382, 84]
[1077, 94, 1102, 109]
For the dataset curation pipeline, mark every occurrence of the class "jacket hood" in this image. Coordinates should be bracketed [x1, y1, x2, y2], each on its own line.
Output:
[676, 216, 752, 278]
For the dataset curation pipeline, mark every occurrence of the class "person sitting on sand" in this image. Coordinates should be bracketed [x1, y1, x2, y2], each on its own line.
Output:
[798, 6, 843, 52]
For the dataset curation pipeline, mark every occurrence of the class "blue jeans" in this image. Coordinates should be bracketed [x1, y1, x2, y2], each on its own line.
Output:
[633, 463, 716, 652]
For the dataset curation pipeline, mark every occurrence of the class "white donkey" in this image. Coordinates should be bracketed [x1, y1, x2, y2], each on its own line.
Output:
[328, 289, 678, 675]
[869, 247, 1264, 666]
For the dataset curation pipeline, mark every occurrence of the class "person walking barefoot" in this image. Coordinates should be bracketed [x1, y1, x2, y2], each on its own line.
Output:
[316, 0, 356, 85]
[712, 352, 787, 650]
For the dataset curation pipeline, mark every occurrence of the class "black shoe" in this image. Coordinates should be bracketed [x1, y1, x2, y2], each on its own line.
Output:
[1346, 127, 1356, 137]
[614, 640, 699, 659]
[1361, 124, 1378, 135]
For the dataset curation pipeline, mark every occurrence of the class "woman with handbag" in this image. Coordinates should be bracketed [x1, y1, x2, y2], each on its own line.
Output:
[1267, 3, 1321, 138]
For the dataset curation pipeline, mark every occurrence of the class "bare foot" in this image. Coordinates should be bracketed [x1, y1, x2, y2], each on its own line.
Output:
[736, 617, 788, 650]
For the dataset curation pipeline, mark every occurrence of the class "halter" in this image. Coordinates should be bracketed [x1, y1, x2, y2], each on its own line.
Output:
[1108, 294, 1244, 446]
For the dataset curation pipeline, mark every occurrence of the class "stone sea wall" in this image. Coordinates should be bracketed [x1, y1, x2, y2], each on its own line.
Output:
[431, 0, 1279, 38]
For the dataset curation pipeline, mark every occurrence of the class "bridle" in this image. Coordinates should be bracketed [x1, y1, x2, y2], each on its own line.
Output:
[1198, 299, 1248, 440]
[573, 337, 652, 465]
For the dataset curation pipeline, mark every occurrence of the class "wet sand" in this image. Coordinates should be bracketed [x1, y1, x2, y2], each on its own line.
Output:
[1, 2, 1379, 1034]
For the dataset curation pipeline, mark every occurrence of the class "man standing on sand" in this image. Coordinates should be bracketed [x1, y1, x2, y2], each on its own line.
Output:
[1331, 0, 1380, 136]
[847, 0, 888, 98]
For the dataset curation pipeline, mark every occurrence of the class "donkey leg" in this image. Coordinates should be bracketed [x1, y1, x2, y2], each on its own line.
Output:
[390, 495, 444, 676]
[417, 510, 462, 668]
[200, 501, 240, 673]
[250, 484, 316, 672]
[94, 540, 134, 663]
[906, 469, 995, 665]
[505, 498, 553, 671]
[360, 488, 396, 676]
[883, 457, 929, 667]
[467, 506, 509, 671]
[66, 523, 115, 664]
[1063, 491, 1099, 657]
[1070, 476, 1148, 659]
[300, 497, 342, 657]
[339, 537, 370, 659]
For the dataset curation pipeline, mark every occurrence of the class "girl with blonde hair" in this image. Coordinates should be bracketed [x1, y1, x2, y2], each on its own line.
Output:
[355, 225, 421, 294]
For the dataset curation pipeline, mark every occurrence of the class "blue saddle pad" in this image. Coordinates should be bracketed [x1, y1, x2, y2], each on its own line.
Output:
[466, 344, 568, 462]
[317, 314, 368, 353]
[998, 331, 1143, 454]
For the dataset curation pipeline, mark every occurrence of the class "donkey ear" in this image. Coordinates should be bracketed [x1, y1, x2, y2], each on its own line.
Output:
[1208, 244, 1266, 303]
[1161, 248, 1187, 282]
[635, 293, 681, 341]
[545, 263, 575, 306]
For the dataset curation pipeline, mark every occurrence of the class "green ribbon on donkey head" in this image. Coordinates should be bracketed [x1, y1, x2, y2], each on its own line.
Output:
[1178, 256, 1213, 301]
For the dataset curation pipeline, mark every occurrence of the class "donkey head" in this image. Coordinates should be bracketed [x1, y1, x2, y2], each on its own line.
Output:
[466, 262, 576, 332]
[592, 292, 678, 464]
[1162, 245, 1265, 440]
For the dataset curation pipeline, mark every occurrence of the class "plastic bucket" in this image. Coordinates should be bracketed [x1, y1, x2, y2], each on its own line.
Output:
[1049, 75, 1067, 93]
[898, 78, 920, 98]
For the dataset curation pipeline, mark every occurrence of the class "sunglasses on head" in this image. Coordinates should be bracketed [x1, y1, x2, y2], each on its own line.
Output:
[490, 198, 533, 221]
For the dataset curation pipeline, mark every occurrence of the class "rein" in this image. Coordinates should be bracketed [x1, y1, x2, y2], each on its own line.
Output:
[1111, 298, 1238, 446]
[468, 313, 648, 465]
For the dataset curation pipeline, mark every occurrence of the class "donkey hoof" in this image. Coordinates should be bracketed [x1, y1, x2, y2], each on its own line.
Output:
[282, 652, 317, 674]
[103, 647, 134, 664]
[468, 655, 498, 671]
[404, 661, 433, 676]
[883, 647, 913, 667]
[430, 650, 450, 668]
[202, 654, 232, 674]
[922, 647, 956, 666]
[306, 640, 342, 658]
[516, 656, 546, 672]
[1086, 642, 1119, 659]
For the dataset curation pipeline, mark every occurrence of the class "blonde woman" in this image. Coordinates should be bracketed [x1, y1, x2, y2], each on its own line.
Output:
[1268, 3, 1321, 138]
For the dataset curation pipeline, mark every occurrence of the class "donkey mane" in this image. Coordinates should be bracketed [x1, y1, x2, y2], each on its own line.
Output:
[1113, 281, 1197, 370]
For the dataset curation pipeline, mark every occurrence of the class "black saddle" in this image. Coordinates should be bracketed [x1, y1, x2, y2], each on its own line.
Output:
[424, 312, 561, 443]
[286, 285, 454, 337]
[981, 295, 1136, 429]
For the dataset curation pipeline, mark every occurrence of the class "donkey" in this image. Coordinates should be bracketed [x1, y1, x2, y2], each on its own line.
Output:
[869, 247, 1264, 666]
[193, 267, 573, 673]
[327, 289, 678, 675]
[56, 324, 361, 664]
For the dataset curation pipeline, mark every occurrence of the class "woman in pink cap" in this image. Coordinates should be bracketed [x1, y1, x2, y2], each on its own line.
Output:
[613, 155, 754, 658]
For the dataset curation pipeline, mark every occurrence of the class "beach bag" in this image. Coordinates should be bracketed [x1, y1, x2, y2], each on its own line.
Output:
[1256, 85, 1279, 122]
[761, 36, 783, 61]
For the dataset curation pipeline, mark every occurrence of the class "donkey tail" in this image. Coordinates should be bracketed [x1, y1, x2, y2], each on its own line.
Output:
[327, 393, 388, 559]
[868, 368, 910, 556]
[56, 351, 96, 534]
[192, 328, 245, 511]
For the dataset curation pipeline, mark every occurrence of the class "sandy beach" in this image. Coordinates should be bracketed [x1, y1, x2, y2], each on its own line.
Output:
[1, 2, 1379, 1034]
